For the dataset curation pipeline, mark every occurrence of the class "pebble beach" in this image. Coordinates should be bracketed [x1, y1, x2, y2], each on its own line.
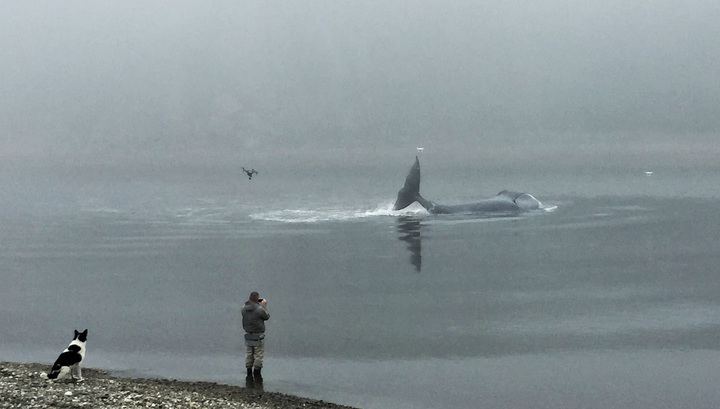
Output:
[0, 362, 359, 409]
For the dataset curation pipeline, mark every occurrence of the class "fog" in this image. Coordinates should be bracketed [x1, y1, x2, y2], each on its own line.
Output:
[2, 0, 719, 168]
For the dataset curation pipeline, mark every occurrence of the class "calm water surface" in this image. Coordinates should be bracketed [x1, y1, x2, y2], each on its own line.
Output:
[2, 162, 720, 408]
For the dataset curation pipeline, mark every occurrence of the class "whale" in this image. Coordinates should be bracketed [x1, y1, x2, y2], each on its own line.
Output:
[393, 156, 543, 215]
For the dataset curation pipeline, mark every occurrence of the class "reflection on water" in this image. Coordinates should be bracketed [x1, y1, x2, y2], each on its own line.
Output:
[396, 216, 424, 272]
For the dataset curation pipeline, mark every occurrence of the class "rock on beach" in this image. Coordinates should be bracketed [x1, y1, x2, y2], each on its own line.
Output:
[0, 361, 359, 409]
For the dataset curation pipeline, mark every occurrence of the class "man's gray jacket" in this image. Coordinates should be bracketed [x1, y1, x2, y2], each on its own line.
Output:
[242, 301, 269, 333]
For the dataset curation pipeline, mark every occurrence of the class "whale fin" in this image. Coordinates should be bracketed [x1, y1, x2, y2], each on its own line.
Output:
[394, 156, 421, 210]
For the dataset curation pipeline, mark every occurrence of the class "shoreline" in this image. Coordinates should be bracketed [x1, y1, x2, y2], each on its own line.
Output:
[0, 361, 359, 409]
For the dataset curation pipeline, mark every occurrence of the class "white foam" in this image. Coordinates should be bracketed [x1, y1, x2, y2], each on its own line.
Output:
[249, 202, 428, 223]
[248, 200, 559, 223]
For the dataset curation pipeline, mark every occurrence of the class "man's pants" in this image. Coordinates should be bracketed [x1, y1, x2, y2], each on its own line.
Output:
[245, 340, 265, 369]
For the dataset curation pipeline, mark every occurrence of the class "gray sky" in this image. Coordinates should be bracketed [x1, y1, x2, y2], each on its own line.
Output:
[2, 0, 719, 167]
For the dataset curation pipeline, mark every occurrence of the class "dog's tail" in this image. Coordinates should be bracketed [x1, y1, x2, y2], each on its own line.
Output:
[47, 347, 82, 380]
[46, 364, 67, 379]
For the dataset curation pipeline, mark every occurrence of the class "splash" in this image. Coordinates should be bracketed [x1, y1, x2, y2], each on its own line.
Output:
[249, 202, 428, 223]
[540, 204, 559, 213]
[249, 201, 558, 223]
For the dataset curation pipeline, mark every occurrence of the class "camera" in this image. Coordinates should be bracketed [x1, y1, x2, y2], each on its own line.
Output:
[258, 298, 264, 302]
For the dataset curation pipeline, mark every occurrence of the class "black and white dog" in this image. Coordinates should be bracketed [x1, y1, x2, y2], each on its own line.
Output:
[46, 329, 88, 381]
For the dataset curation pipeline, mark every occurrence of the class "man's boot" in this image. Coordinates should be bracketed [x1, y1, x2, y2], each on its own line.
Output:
[246, 367, 253, 377]
[253, 368, 262, 380]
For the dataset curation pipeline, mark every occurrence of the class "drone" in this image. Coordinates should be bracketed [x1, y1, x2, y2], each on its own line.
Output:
[242, 167, 259, 180]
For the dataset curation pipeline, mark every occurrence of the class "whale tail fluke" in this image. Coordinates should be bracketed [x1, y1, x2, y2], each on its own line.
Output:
[393, 156, 546, 215]
[394, 156, 422, 210]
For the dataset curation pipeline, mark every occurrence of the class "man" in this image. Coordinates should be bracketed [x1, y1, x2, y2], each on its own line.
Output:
[241, 291, 270, 380]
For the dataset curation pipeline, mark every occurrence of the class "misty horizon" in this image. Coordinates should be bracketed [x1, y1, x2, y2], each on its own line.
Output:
[2, 1, 719, 168]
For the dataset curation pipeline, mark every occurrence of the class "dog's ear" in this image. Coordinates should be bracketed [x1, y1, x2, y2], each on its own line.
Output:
[74, 329, 79, 337]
